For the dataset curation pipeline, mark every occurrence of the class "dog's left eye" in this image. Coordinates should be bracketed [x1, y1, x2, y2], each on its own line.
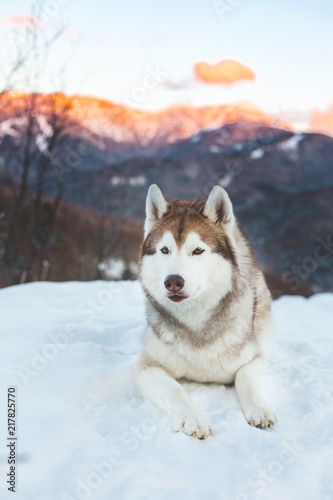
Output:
[161, 247, 170, 254]
[192, 248, 205, 255]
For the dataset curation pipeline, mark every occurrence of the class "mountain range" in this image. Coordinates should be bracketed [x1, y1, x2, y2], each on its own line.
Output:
[0, 92, 332, 295]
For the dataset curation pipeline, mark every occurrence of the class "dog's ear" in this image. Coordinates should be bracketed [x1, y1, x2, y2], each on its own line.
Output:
[203, 186, 234, 228]
[144, 184, 168, 237]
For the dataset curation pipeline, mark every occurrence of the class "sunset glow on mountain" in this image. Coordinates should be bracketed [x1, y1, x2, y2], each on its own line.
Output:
[309, 105, 333, 137]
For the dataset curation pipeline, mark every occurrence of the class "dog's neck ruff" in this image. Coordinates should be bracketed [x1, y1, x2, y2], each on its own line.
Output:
[142, 285, 239, 348]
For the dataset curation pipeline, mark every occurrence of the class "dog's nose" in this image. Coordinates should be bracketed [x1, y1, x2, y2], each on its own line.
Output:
[164, 275, 185, 293]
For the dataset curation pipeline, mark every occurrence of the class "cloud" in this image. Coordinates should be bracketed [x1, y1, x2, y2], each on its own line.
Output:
[194, 59, 255, 85]
[161, 78, 193, 90]
[0, 15, 40, 28]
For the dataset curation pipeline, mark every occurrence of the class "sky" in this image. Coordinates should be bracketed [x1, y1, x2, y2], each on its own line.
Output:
[0, 0, 333, 118]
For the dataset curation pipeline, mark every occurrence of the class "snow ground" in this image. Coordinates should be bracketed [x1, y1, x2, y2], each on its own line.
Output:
[0, 280, 332, 500]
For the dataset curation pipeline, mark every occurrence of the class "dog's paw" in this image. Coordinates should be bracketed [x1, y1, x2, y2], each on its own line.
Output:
[244, 405, 278, 429]
[173, 411, 213, 439]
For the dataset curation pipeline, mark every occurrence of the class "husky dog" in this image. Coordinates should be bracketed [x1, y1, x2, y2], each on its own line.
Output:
[135, 185, 277, 439]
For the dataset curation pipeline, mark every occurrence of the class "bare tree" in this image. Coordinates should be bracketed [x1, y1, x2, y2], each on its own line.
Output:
[4, 93, 37, 283]
[31, 93, 73, 280]
[0, 4, 76, 285]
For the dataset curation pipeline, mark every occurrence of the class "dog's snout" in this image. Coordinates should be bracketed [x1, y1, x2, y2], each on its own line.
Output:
[164, 275, 185, 293]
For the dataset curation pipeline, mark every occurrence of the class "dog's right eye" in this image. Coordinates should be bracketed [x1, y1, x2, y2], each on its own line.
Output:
[161, 247, 169, 255]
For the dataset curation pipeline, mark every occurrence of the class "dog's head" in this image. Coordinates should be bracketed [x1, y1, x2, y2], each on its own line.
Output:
[139, 185, 238, 306]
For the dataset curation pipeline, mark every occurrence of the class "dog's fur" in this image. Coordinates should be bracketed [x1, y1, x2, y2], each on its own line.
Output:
[135, 185, 277, 438]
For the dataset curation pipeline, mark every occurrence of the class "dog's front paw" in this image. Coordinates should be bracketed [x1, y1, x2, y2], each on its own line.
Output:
[245, 405, 278, 429]
[173, 411, 213, 439]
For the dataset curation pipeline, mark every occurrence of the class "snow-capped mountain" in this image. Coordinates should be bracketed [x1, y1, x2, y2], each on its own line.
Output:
[0, 91, 290, 154]
[1, 92, 332, 294]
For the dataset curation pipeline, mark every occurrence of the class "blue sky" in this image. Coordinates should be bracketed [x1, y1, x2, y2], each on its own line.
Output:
[1, 0, 333, 115]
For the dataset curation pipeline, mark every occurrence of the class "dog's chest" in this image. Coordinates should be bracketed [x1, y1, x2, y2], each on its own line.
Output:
[146, 295, 257, 383]
[172, 332, 257, 384]
[148, 323, 257, 385]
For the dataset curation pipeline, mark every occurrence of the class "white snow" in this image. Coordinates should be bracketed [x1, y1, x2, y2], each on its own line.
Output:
[250, 148, 264, 160]
[0, 118, 24, 138]
[34, 133, 48, 154]
[98, 258, 138, 280]
[209, 145, 221, 153]
[0, 281, 333, 500]
[279, 134, 304, 152]
[219, 174, 233, 188]
[111, 175, 146, 187]
[98, 257, 126, 280]
[190, 132, 202, 143]
[36, 115, 53, 139]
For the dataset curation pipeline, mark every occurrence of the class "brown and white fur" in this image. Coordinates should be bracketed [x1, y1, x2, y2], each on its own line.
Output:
[135, 184, 277, 439]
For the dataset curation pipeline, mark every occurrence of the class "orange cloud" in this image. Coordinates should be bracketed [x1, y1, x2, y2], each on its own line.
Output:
[194, 59, 255, 85]
[0, 15, 40, 28]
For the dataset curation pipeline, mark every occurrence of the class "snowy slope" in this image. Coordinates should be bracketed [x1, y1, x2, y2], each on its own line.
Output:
[0, 281, 332, 500]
